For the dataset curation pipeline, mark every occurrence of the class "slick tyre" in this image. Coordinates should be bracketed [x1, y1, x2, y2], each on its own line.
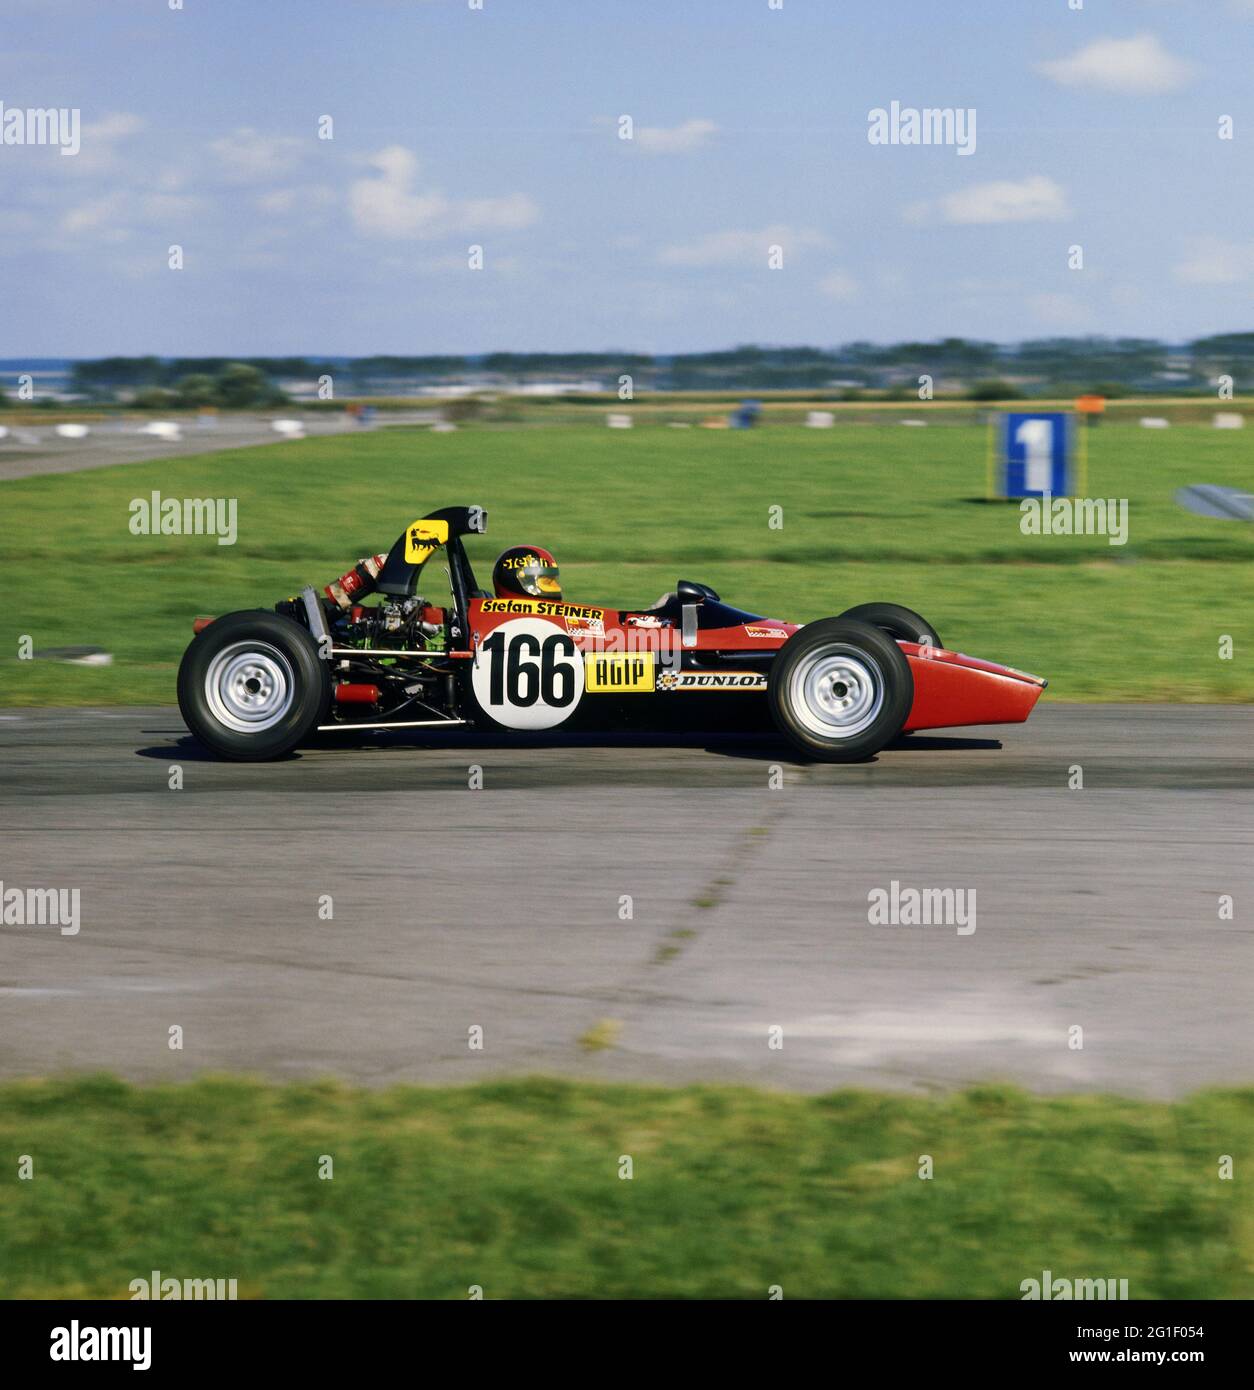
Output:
[177, 610, 331, 761]
[769, 617, 913, 762]
[836, 602, 941, 650]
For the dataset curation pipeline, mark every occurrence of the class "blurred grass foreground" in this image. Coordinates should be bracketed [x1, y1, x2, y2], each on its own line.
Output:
[1, 1075, 1250, 1299]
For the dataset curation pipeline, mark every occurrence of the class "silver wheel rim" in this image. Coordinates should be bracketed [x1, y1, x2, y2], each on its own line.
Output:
[204, 641, 295, 734]
[789, 644, 884, 739]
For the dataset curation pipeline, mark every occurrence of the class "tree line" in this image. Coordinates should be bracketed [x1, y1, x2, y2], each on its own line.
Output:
[62, 336, 1254, 401]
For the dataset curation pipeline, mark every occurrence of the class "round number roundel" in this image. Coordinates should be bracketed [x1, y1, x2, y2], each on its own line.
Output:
[471, 617, 584, 730]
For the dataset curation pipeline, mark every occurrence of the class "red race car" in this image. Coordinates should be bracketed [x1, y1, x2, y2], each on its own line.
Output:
[178, 505, 1046, 762]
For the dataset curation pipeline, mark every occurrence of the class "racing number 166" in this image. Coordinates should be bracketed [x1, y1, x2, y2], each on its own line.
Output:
[482, 630, 577, 707]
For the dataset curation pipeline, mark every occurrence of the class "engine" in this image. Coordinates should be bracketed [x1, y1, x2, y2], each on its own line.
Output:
[309, 555, 448, 654]
[339, 596, 445, 651]
[275, 555, 454, 721]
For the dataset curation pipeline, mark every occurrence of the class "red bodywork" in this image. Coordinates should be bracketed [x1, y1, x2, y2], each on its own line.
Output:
[466, 598, 1045, 732]
[897, 643, 1046, 731]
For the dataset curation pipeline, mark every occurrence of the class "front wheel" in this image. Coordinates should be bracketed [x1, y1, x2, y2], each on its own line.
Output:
[768, 617, 913, 762]
[836, 602, 941, 649]
[177, 610, 331, 761]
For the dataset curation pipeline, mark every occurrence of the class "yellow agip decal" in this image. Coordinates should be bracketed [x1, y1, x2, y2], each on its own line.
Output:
[585, 652, 655, 693]
[405, 518, 450, 564]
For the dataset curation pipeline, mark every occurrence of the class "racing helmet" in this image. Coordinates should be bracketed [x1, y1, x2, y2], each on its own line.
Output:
[492, 545, 562, 600]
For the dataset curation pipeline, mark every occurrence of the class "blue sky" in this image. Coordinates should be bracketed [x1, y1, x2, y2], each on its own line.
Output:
[2, 0, 1251, 355]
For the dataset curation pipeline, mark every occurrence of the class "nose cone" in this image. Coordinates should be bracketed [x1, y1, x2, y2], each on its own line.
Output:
[903, 645, 1046, 731]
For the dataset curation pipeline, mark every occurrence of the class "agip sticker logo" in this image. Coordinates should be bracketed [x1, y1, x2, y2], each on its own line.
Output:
[405, 518, 450, 564]
[585, 652, 655, 694]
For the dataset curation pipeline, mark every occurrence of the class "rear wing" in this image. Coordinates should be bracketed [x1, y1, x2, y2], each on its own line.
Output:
[376, 505, 488, 606]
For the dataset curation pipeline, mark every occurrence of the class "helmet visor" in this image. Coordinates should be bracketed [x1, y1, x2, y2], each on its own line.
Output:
[523, 564, 562, 598]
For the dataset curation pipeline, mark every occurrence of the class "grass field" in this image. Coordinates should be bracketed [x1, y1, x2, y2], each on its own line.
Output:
[2, 422, 1251, 705]
[1, 1075, 1250, 1299]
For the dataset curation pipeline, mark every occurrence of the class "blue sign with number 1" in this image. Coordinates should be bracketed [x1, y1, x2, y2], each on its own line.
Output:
[1003, 412, 1070, 498]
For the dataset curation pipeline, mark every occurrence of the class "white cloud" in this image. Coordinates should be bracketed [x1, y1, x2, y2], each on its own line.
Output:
[920, 175, 1070, 225]
[60, 110, 144, 175]
[152, 168, 190, 193]
[819, 270, 858, 301]
[1174, 235, 1254, 286]
[209, 127, 309, 183]
[140, 191, 204, 221]
[635, 118, 717, 153]
[60, 192, 127, 238]
[257, 184, 335, 215]
[351, 148, 450, 236]
[349, 145, 538, 239]
[84, 112, 144, 142]
[1029, 292, 1096, 331]
[57, 186, 205, 247]
[658, 224, 828, 267]
[1037, 33, 1193, 95]
[257, 189, 296, 214]
[458, 193, 540, 229]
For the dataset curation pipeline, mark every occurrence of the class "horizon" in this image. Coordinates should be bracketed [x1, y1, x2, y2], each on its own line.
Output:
[7, 328, 1254, 367]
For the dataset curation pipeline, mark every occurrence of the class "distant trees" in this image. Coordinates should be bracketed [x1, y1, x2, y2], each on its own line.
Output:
[61, 335, 1254, 400]
[213, 362, 278, 407]
[171, 373, 218, 407]
[1191, 332, 1254, 360]
[131, 387, 177, 409]
[968, 379, 1023, 401]
[70, 360, 288, 408]
[71, 356, 164, 392]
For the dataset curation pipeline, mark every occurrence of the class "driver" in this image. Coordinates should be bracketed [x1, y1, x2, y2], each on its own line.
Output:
[492, 545, 562, 601]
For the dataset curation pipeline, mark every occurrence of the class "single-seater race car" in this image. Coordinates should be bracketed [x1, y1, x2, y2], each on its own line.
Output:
[177, 505, 1046, 763]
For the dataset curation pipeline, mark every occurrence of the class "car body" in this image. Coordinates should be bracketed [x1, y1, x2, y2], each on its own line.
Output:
[178, 505, 1046, 762]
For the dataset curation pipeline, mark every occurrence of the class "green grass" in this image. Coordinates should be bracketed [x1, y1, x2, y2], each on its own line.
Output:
[2, 423, 1251, 705]
[1, 1075, 1250, 1299]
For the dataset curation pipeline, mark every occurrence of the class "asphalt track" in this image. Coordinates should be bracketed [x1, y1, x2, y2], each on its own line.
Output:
[0, 410, 441, 482]
[1, 704, 1250, 1096]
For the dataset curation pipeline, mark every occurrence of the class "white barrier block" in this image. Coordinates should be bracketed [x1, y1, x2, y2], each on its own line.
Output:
[805, 411, 834, 428]
[139, 421, 182, 441]
[1213, 412, 1245, 429]
[55, 423, 90, 439]
[1140, 417, 1169, 429]
[607, 413, 633, 429]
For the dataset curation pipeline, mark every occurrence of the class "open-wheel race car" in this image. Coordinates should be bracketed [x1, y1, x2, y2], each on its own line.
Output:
[177, 505, 1046, 762]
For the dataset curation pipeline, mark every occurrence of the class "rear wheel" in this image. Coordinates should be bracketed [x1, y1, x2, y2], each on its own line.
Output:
[768, 617, 913, 761]
[836, 602, 941, 649]
[177, 611, 331, 761]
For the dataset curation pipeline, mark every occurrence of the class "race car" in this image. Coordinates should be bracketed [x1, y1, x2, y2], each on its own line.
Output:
[177, 505, 1046, 762]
